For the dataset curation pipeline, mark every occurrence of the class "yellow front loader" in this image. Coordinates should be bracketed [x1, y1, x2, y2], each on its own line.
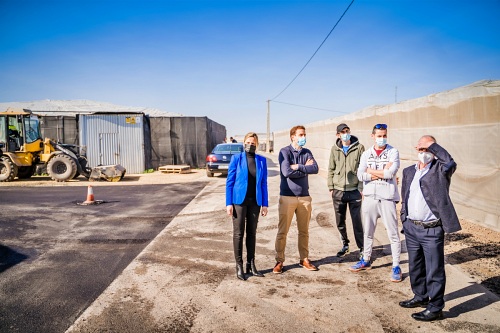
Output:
[0, 108, 92, 182]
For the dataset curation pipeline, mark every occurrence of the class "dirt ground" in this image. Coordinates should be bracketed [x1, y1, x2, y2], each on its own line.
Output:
[444, 219, 500, 296]
[3, 169, 499, 298]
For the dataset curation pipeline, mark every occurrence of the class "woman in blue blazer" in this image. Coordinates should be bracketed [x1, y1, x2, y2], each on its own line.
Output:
[226, 132, 269, 280]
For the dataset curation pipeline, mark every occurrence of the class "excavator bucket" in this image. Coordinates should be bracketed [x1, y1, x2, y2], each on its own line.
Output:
[89, 164, 126, 182]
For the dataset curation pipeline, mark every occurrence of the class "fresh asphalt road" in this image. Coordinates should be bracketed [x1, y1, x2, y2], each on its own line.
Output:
[0, 183, 206, 333]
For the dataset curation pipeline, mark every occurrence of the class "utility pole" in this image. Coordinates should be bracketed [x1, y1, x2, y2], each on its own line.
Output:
[266, 100, 270, 153]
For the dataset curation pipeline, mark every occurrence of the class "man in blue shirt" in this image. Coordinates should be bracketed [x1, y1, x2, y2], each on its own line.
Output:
[273, 125, 319, 274]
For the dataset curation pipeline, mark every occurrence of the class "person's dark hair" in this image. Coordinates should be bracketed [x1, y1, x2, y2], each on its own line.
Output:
[290, 125, 306, 139]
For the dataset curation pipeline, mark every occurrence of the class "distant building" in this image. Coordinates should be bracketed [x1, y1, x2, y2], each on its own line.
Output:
[0, 100, 226, 172]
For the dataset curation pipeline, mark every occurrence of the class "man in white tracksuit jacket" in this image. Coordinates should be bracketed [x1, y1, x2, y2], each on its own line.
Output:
[349, 124, 402, 283]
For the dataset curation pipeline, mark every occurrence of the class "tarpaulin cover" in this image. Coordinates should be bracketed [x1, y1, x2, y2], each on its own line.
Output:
[274, 80, 500, 231]
[149, 116, 225, 169]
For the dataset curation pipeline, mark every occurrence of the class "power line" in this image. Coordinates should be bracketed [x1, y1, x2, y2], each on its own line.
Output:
[271, 0, 355, 101]
[273, 100, 349, 114]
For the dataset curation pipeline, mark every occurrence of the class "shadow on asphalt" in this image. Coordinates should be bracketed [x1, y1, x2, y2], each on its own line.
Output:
[0, 244, 28, 273]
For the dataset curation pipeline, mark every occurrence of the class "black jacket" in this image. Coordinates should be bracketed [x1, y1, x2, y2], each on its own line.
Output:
[400, 143, 461, 233]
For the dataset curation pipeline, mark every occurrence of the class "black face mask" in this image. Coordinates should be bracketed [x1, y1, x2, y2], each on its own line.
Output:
[244, 144, 256, 154]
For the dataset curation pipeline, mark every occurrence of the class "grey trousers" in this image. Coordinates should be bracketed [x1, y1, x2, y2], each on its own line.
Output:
[362, 196, 401, 266]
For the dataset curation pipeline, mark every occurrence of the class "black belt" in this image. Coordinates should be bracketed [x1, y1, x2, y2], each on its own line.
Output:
[409, 218, 442, 228]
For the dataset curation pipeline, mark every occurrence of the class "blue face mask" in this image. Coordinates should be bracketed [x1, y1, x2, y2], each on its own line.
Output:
[297, 137, 307, 147]
[341, 133, 351, 142]
[375, 137, 387, 147]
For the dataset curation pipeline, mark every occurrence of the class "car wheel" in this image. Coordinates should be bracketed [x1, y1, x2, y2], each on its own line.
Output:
[206, 170, 214, 177]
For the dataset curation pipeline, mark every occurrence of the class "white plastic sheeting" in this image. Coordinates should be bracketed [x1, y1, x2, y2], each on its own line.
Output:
[274, 80, 500, 231]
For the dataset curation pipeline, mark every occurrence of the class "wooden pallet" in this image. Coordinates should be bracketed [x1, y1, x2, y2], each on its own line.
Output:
[158, 165, 191, 174]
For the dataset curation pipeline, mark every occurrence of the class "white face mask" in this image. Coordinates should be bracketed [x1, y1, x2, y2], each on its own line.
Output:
[418, 152, 434, 165]
[375, 137, 387, 147]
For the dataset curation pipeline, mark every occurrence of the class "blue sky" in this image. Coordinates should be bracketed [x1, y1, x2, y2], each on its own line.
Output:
[1, 0, 499, 136]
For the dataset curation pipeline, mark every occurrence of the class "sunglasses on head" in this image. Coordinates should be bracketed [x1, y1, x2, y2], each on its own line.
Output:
[373, 124, 387, 129]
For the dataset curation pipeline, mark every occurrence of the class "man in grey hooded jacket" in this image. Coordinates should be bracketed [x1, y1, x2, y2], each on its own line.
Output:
[350, 124, 402, 283]
[327, 123, 365, 258]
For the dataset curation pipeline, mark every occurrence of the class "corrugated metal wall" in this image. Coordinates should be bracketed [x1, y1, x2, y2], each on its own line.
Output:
[79, 114, 145, 173]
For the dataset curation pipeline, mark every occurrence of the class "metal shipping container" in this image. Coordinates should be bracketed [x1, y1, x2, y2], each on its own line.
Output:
[79, 114, 145, 174]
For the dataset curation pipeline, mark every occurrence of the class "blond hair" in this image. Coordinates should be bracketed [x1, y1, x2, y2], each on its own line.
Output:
[243, 132, 259, 146]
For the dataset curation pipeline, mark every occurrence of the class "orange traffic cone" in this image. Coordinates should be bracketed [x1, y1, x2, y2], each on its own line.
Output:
[83, 185, 95, 204]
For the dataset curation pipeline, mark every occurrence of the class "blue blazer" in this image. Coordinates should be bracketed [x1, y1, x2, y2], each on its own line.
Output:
[226, 152, 269, 207]
[400, 143, 461, 233]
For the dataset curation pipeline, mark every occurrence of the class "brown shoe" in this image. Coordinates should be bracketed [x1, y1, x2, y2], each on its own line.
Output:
[299, 258, 318, 271]
[273, 261, 283, 274]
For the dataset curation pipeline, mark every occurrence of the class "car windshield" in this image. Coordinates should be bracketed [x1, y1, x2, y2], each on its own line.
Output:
[213, 144, 243, 153]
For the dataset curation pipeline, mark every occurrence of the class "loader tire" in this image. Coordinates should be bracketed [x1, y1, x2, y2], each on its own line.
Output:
[0, 156, 18, 182]
[17, 165, 35, 179]
[47, 154, 77, 182]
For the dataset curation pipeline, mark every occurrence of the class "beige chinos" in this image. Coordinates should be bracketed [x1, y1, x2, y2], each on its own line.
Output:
[275, 195, 312, 263]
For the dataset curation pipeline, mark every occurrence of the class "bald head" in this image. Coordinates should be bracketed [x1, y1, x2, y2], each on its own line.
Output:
[415, 135, 437, 153]
[420, 135, 436, 143]
[418, 135, 436, 147]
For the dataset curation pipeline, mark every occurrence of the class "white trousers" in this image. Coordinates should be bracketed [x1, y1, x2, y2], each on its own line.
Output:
[362, 196, 401, 267]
